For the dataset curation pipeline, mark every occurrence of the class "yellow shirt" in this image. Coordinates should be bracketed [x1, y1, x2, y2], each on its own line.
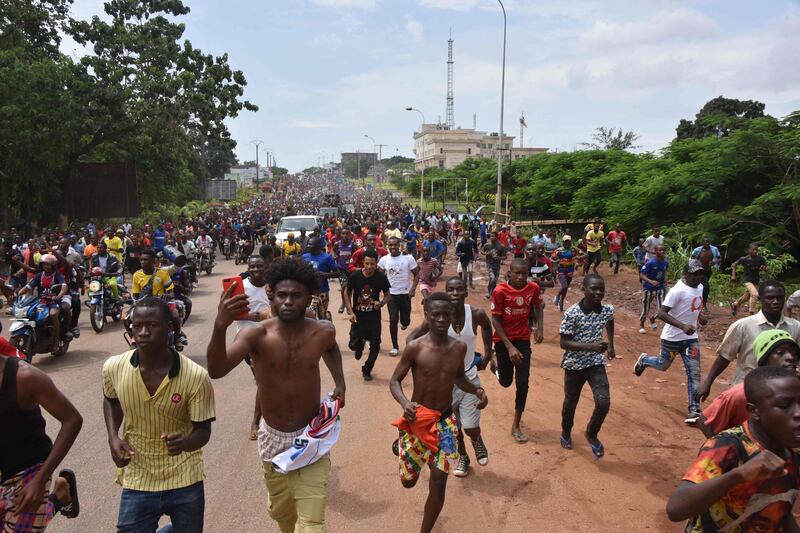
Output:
[585, 229, 605, 253]
[102, 350, 216, 491]
[282, 241, 302, 256]
[132, 270, 174, 297]
[104, 236, 124, 263]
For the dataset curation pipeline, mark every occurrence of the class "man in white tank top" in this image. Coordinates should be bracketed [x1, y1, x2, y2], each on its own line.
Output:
[406, 276, 494, 477]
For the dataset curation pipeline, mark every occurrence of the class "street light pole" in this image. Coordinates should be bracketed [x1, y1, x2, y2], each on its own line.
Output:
[494, 0, 507, 220]
[405, 107, 426, 212]
[251, 139, 264, 186]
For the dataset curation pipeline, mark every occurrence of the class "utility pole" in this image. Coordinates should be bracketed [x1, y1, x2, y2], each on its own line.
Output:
[494, 1, 506, 220]
[250, 139, 263, 186]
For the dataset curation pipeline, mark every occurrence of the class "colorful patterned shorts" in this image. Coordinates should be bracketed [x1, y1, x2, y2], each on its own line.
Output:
[397, 413, 459, 481]
[310, 292, 330, 319]
[0, 463, 55, 533]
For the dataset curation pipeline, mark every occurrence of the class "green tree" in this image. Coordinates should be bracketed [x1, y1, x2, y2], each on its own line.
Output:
[676, 96, 766, 140]
[582, 127, 640, 150]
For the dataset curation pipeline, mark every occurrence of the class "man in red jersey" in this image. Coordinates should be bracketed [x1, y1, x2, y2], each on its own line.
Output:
[490, 258, 543, 443]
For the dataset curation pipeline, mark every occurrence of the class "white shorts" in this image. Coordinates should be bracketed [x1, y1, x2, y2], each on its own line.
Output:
[457, 261, 473, 274]
[452, 374, 481, 429]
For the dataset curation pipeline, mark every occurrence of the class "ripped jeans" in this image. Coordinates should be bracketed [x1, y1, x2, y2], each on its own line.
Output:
[640, 339, 701, 414]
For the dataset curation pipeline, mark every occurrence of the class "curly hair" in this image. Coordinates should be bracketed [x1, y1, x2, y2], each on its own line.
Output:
[265, 257, 319, 294]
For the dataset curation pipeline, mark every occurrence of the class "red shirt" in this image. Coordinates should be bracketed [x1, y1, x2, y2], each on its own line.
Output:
[701, 383, 749, 435]
[490, 281, 542, 342]
[350, 246, 388, 272]
[497, 230, 510, 247]
[511, 236, 526, 255]
[0, 337, 23, 358]
[607, 230, 626, 253]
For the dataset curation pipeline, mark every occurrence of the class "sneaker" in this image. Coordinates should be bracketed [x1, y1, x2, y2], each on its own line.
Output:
[633, 353, 647, 376]
[400, 324, 408, 331]
[650, 319, 658, 330]
[473, 437, 489, 466]
[362, 372, 373, 382]
[684, 411, 701, 425]
[71, 327, 81, 338]
[389, 348, 399, 357]
[453, 455, 470, 477]
[638, 327, 646, 334]
[552, 295, 559, 305]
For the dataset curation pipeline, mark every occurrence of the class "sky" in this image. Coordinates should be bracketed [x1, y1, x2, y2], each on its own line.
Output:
[66, 0, 800, 172]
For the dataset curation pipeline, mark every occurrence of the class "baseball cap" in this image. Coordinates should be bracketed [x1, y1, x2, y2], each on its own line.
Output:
[562, 235, 572, 242]
[754, 329, 799, 365]
[685, 259, 705, 273]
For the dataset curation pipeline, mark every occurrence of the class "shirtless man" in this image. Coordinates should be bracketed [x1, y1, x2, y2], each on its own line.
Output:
[207, 257, 346, 532]
[407, 277, 494, 477]
[390, 292, 488, 533]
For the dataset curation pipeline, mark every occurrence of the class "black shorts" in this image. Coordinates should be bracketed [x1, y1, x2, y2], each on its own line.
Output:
[587, 250, 602, 266]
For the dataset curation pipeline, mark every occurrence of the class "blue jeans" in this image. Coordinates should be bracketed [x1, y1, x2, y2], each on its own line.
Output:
[641, 339, 701, 414]
[117, 481, 204, 533]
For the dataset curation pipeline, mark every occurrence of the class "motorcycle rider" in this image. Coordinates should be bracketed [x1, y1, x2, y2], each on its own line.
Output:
[195, 228, 215, 268]
[89, 242, 121, 304]
[131, 249, 185, 350]
[18, 254, 68, 355]
[177, 232, 198, 284]
[52, 238, 83, 338]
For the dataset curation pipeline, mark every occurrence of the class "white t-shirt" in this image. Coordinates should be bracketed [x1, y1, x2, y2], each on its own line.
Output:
[378, 253, 418, 295]
[643, 235, 664, 261]
[234, 278, 270, 334]
[660, 280, 704, 342]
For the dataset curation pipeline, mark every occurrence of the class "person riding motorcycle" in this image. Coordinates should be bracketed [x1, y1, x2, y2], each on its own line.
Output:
[195, 228, 215, 258]
[176, 233, 198, 284]
[89, 241, 121, 303]
[17, 254, 68, 355]
[131, 248, 185, 350]
[53, 237, 83, 338]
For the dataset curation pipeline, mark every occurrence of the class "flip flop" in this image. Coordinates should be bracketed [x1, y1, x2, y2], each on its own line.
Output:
[58, 469, 79, 518]
[249, 427, 258, 441]
[512, 429, 528, 444]
[588, 439, 604, 459]
[559, 435, 573, 450]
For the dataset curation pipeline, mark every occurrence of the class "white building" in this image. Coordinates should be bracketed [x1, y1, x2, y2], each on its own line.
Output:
[412, 124, 547, 172]
[224, 165, 270, 185]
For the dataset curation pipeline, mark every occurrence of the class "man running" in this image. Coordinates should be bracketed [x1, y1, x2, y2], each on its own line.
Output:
[332, 228, 357, 314]
[344, 250, 391, 381]
[480, 231, 507, 300]
[407, 277, 494, 477]
[379, 237, 419, 357]
[207, 258, 346, 532]
[559, 274, 615, 458]
[417, 245, 441, 306]
[525, 243, 554, 289]
[103, 297, 215, 532]
[491, 258, 544, 443]
[605, 224, 627, 275]
[634, 260, 706, 424]
[691, 237, 720, 311]
[455, 232, 478, 289]
[582, 220, 604, 275]
[730, 243, 768, 316]
[301, 237, 339, 320]
[638, 244, 669, 334]
[643, 225, 664, 262]
[552, 235, 581, 313]
[0, 352, 82, 531]
[389, 293, 488, 533]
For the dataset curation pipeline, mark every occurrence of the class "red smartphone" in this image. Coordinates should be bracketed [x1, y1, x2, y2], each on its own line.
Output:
[222, 276, 248, 319]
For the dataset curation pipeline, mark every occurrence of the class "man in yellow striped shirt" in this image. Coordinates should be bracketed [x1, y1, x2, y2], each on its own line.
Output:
[102, 297, 215, 533]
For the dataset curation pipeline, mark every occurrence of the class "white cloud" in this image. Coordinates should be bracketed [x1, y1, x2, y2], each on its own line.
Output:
[579, 8, 719, 50]
[404, 14, 424, 43]
[416, 0, 481, 10]
[310, 0, 377, 9]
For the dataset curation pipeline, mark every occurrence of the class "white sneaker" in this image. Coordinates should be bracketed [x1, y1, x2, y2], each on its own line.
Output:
[389, 348, 399, 357]
[638, 327, 646, 334]
[453, 456, 470, 477]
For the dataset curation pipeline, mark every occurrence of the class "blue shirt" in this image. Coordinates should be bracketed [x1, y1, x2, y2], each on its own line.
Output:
[301, 252, 338, 293]
[632, 246, 646, 267]
[404, 230, 417, 252]
[641, 258, 668, 291]
[422, 239, 445, 259]
[479, 223, 488, 238]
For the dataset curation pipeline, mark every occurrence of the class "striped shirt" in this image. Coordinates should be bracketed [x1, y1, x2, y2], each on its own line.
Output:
[102, 349, 215, 491]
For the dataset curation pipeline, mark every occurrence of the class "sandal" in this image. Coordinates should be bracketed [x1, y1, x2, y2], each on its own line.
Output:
[58, 469, 80, 518]
[249, 427, 258, 441]
[559, 435, 573, 450]
[587, 438, 604, 458]
[512, 429, 528, 444]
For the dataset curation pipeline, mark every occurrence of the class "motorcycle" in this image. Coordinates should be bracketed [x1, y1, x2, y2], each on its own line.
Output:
[8, 295, 71, 361]
[197, 246, 214, 275]
[223, 237, 233, 260]
[235, 240, 252, 265]
[122, 296, 188, 351]
[85, 266, 128, 333]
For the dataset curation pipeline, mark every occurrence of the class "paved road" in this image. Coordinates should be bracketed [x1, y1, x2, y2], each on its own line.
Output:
[4, 257, 696, 532]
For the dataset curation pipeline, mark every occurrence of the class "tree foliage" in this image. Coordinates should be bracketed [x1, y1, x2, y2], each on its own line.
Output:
[676, 96, 765, 140]
[582, 127, 640, 150]
[0, 0, 256, 226]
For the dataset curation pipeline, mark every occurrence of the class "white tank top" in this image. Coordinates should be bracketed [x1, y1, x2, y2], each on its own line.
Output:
[448, 304, 478, 379]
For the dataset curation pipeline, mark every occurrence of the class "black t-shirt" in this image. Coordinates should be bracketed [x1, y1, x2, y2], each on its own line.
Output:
[456, 239, 478, 264]
[348, 270, 390, 317]
[738, 255, 767, 284]
[482, 242, 507, 268]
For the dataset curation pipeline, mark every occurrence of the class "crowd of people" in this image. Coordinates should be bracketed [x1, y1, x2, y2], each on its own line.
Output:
[2, 171, 800, 533]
